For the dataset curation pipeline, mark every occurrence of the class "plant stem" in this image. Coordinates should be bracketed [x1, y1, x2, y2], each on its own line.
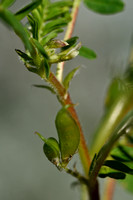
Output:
[65, 167, 89, 185]
[51, 0, 90, 176]
[81, 185, 89, 200]
[48, 0, 90, 175]
[103, 179, 116, 200]
[56, 0, 81, 82]
[88, 180, 100, 200]
[47, 72, 91, 175]
[64, 0, 81, 40]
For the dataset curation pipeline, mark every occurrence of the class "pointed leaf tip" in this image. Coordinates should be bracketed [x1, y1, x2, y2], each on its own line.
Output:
[79, 46, 97, 59]
[63, 66, 80, 90]
[84, 0, 124, 15]
[15, 0, 42, 20]
[33, 84, 55, 94]
[1, 0, 15, 8]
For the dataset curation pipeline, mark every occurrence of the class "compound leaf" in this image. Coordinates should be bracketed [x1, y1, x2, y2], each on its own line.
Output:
[104, 160, 133, 175]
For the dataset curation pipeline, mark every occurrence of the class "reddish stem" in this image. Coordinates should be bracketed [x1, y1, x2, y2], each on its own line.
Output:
[64, 3, 79, 40]
[57, 0, 80, 82]
[48, 72, 91, 175]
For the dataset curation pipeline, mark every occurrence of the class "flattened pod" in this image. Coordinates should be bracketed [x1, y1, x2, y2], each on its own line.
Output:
[43, 137, 60, 166]
[35, 132, 60, 166]
[55, 107, 80, 167]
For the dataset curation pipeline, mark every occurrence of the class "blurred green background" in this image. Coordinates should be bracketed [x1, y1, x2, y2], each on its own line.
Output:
[0, 0, 133, 199]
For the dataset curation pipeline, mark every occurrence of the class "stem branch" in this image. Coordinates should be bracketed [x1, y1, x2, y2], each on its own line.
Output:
[48, 72, 91, 175]
[65, 167, 89, 185]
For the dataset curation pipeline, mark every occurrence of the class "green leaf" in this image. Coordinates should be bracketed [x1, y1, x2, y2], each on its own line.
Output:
[27, 15, 38, 40]
[48, 1, 73, 9]
[42, 17, 71, 36]
[66, 36, 79, 46]
[111, 153, 131, 163]
[62, 36, 79, 51]
[89, 154, 97, 175]
[84, 0, 124, 15]
[79, 46, 97, 59]
[1, 0, 15, 8]
[99, 165, 126, 179]
[118, 152, 133, 193]
[45, 6, 69, 21]
[63, 66, 80, 90]
[33, 84, 56, 94]
[117, 146, 133, 161]
[26, 65, 38, 74]
[15, 49, 34, 64]
[41, 29, 64, 46]
[0, 8, 33, 53]
[32, 39, 49, 59]
[111, 145, 133, 162]
[44, 59, 50, 79]
[15, 0, 42, 20]
[15, 49, 32, 60]
[99, 172, 126, 179]
[58, 43, 81, 61]
[31, 9, 41, 26]
[27, 14, 34, 26]
[104, 160, 133, 175]
[38, 59, 50, 79]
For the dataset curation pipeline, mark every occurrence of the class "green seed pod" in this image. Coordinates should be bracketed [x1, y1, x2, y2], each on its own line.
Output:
[43, 137, 60, 166]
[55, 107, 80, 167]
[35, 132, 60, 166]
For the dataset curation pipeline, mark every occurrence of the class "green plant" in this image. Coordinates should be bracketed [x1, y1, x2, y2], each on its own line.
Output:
[1, 0, 133, 199]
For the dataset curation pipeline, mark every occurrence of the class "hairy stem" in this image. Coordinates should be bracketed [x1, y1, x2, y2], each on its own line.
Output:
[65, 167, 89, 185]
[56, 0, 81, 82]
